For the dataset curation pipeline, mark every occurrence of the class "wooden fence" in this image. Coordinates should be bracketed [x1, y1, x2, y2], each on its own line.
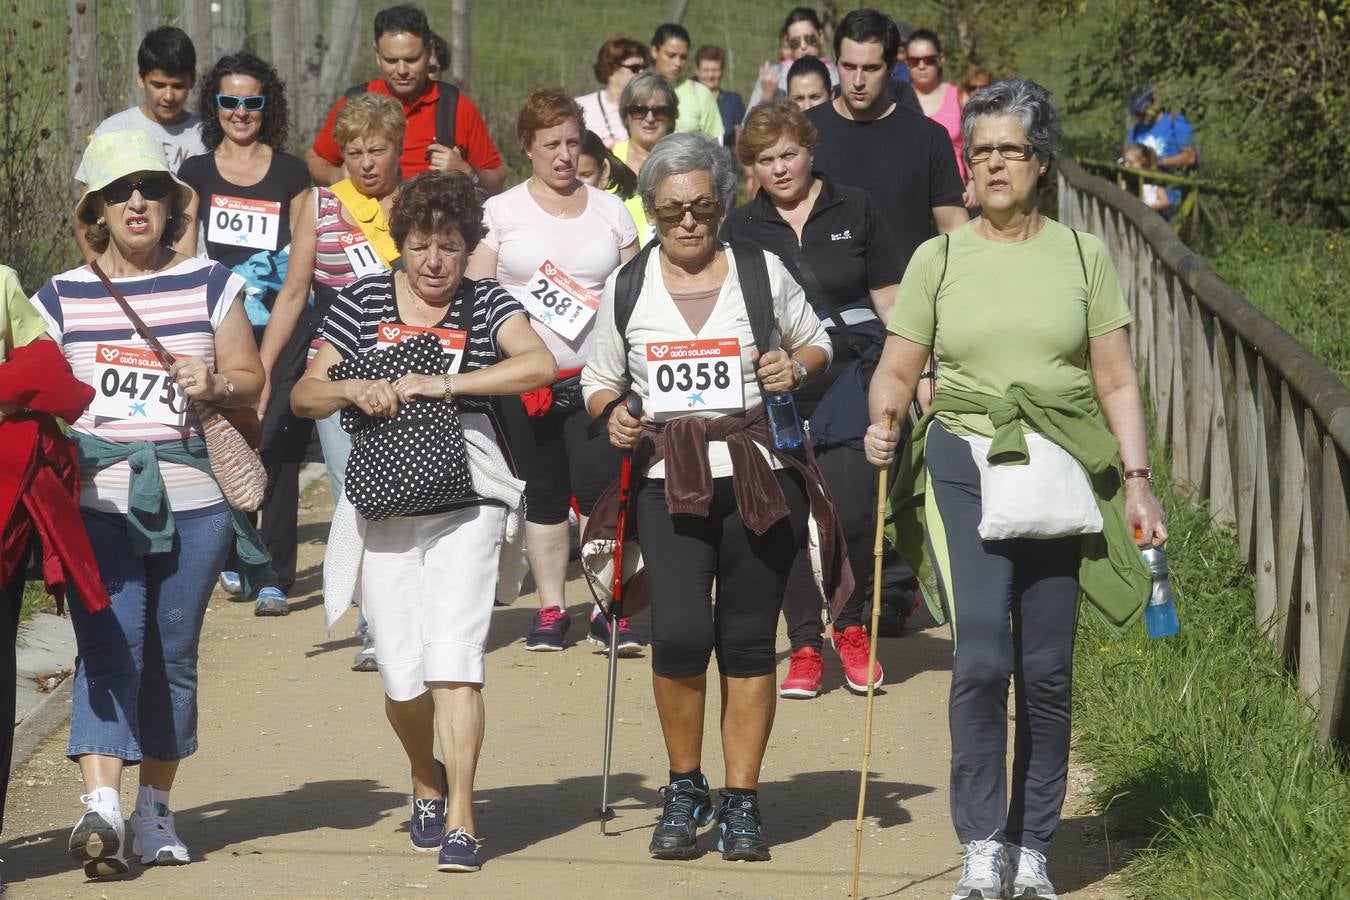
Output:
[1058, 157, 1350, 746]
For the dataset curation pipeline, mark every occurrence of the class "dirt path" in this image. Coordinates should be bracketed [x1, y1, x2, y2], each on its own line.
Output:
[1, 481, 1125, 899]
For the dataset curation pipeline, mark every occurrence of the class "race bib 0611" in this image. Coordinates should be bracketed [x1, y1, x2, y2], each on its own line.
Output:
[520, 260, 599, 341]
[374, 322, 467, 373]
[645, 338, 743, 416]
[209, 194, 281, 251]
[88, 344, 188, 426]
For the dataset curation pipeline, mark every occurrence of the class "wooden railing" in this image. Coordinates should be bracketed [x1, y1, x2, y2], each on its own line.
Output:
[1058, 157, 1350, 746]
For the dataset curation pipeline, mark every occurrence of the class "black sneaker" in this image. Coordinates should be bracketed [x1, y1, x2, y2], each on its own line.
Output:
[648, 775, 715, 859]
[717, 790, 771, 861]
[525, 606, 570, 651]
[587, 611, 643, 656]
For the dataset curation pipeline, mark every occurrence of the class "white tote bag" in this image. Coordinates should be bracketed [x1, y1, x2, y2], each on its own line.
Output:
[964, 432, 1103, 540]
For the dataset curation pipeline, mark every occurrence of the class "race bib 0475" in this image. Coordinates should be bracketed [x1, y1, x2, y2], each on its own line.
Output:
[88, 344, 188, 426]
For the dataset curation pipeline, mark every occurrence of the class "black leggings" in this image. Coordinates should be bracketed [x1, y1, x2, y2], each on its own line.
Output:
[636, 470, 808, 679]
[497, 396, 621, 525]
[1, 559, 25, 831]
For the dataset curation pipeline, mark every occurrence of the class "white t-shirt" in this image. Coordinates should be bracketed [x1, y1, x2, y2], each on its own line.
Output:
[74, 106, 207, 183]
[480, 182, 637, 370]
[581, 247, 832, 479]
[575, 91, 629, 149]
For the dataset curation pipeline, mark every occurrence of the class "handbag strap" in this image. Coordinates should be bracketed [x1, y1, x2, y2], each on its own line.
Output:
[89, 260, 178, 370]
[777, 233, 872, 361]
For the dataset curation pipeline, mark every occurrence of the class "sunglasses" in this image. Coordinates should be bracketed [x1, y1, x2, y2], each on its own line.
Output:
[787, 34, 820, 50]
[906, 54, 940, 68]
[102, 176, 175, 205]
[626, 104, 672, 121]
[651, 197, 720, 225]
[618, 62, 646, 74]
[215, 94, 267, 111]
[967, 143, 1036, 164]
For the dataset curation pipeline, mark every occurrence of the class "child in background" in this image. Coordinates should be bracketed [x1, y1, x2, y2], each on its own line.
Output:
[1123, 142, 1174, 217]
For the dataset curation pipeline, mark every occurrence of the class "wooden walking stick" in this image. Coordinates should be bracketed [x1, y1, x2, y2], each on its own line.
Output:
[851, 411, 894, 900]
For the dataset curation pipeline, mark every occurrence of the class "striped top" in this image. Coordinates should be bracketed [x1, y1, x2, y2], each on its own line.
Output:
[31, 258, 244, 515]
[313, 187, 391, 294]
[318, 273, 525, 415]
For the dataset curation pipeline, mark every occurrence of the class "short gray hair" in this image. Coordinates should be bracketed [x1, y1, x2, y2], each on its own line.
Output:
[961, 76, 1062, 179]
[619, 70, 678, 120]
[637, 132, 738, 212]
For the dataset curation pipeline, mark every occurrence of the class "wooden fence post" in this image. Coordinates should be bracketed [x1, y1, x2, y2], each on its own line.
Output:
[451, 0, 470, 88]
[129, 0, 161, 105]
[67, 0, 99, 173]
[182, 0, 211, 75]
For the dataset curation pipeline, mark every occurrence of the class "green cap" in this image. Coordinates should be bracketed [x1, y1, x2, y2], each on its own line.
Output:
[75, 129, 194, 224]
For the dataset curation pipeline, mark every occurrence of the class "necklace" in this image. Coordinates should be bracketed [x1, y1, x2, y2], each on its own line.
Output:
[529, 178, 584, 218]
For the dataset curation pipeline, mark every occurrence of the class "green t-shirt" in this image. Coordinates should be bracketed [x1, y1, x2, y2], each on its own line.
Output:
[673, 78, 725, 142]
[888, 219, 1132, 437]
[1, 265, 48, 361]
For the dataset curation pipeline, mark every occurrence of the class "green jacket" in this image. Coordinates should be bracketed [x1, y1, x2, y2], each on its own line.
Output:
[71, 431, 272, 598]
[889, 383, 1150, 636]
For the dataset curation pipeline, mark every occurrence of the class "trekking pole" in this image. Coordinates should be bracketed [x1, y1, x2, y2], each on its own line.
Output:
[851, 411, 893, 899]
[599, 393, 642, 834]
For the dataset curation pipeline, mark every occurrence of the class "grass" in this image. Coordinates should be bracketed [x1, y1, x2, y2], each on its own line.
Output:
[1071, 453, 1350, 897]
[20, 581, 54, 625]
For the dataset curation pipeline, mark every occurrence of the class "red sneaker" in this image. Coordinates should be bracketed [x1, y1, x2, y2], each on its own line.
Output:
[779, 646, 824, 699]
[832, 625, 883, 694]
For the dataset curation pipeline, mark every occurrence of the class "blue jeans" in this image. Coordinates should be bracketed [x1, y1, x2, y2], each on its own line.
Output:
[67, 506, 233, 762]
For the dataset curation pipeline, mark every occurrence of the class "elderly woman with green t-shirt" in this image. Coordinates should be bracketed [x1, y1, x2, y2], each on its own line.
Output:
[863, 77, 1167, 900]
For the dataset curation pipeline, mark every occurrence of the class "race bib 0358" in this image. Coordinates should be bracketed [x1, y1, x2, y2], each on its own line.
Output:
[645, 337, 743, 416]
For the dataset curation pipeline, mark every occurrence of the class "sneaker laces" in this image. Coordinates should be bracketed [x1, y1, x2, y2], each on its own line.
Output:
[537, 607, 567, 626]
[720, 795, 761, 836]
[787, 648, 823, 680]
[443, 826, 479, 849]
[658, 782, 704, 826]
[962, 839, 1002, 882]
[834, 626, 869, 661]
[1017, 845, 1049, 880]
[413, 798, 441, 830]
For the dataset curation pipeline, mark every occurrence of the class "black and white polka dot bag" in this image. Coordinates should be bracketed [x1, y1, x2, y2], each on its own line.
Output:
[329, 330, 472, 520]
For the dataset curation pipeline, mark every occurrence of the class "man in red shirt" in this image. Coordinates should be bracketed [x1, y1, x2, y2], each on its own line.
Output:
[306, 4, 506, 194]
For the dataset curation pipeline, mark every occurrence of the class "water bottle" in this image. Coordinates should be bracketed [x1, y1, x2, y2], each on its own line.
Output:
[1141, 547, 1180, 638]
[765, 392, 804, 451]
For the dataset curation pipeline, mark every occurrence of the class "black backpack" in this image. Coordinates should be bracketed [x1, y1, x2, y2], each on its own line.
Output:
[343, 80, 459, 148]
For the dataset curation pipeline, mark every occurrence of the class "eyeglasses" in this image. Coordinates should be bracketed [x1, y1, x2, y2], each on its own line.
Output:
[967, 143, 1037, 164]
[618, 62, 646, 74]
[651, 197, 720, 225]
[215, 94, 267, 112]
[906, 55, 940, 68]
[965, 82, 991, 94]
[625, 104, 672, 121]
[101, 176, 175, 205]
[786, 34, 820, 50]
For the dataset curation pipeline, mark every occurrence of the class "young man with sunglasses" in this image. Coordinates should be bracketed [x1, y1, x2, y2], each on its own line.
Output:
[307, 4, 505, 195]
[74, 27, 204, 261]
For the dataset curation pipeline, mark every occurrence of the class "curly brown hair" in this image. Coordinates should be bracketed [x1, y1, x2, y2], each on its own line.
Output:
[389, 171, 484, 254]
[592, 36, 650, 85]
[736, 100, 818, 167]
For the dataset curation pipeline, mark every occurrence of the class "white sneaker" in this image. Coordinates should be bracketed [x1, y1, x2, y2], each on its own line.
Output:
[69, 796, 129, 878]
[1007, 845, 1059, 899]
[130, 809, 190, 865]
[950, 838, 1006, 900]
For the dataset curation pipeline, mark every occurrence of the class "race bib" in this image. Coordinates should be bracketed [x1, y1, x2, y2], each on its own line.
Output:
[208, 194, 281, 251]
[521, 260, 599, 341]
[375, 322, 466, 373]
[645, 338, 743, 416]
[339, 231, 385, 278]
[89, 344, 188, 427]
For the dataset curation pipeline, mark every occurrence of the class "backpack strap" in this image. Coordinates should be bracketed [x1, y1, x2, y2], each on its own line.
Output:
[343, 83, 367, 100]
[435, 82, 459, 149]
[936, 233, 951, 295]
[613, 237, 660, 360]
[1070, 229, 1089, 287]
[729, 244, 774, 354]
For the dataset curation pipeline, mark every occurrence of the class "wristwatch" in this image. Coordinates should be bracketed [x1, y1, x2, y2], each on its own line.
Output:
[219, 373, 236, 403]
[790, 359, 808, 390]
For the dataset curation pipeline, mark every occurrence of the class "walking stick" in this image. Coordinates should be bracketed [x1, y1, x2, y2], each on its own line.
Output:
[851, 411, 894, 899]
[599, 393, 643, 834]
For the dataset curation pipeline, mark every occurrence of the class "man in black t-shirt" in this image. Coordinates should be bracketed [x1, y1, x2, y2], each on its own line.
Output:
[806, 8, 967, 275]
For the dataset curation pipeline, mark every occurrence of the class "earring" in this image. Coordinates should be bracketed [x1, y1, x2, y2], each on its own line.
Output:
[96, 216, 105, 226]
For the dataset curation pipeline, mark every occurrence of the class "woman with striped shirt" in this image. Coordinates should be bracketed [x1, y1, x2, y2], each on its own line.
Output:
[32, 130, 264, 878]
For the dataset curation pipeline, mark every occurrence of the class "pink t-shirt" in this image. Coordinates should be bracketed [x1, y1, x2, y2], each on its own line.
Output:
[481, 182, 637, 369]
[929, 82, 967, 182]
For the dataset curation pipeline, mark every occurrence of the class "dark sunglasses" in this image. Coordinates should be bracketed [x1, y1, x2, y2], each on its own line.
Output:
[215, 94, 267, 111]
[906, 54, 940, 68]
[618, 62, 646, 74]
[967, 143, 1036, 164]
[787, 34, 820, 50]
[625, 104, 672, 121]
[651, 197, 720, 225]
[102, 176, 175, 205]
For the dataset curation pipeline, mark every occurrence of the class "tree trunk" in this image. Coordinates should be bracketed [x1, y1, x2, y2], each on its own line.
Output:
[667, 0, 689, 24]
[129, 0, 161, 104]
[210, 0, 245, 62]
[451, 0, 470, 88]
[67, 0, 99, 173]
[309, 0, 362, 140]
[182, 0, 211, 76]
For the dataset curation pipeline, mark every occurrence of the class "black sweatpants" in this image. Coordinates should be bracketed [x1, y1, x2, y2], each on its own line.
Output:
[496, 396, 621, 524]
[636, 470, 808, 679]
[926, 422, 1080, 853]
[0, 561, 25, 831]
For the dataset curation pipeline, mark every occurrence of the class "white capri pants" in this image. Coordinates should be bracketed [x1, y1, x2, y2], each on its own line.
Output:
[360, 503, 507, 701]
